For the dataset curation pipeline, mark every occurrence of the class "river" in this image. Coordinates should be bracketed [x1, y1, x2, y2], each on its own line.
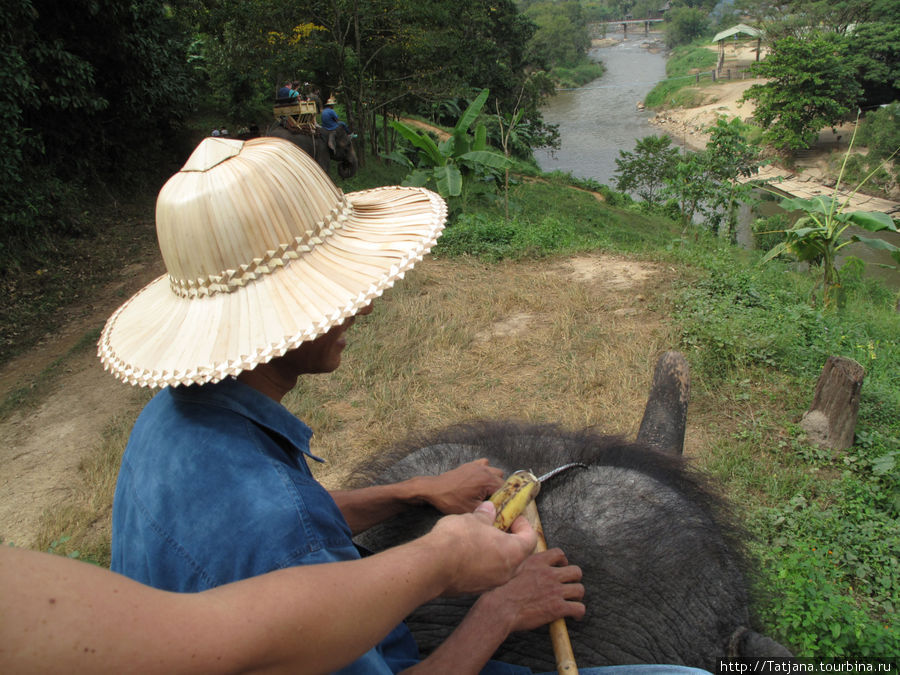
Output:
[534, 34, 667, 186]
[536, 35, 900, 291]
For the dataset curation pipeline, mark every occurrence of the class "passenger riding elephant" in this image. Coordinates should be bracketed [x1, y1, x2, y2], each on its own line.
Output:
[266, 123, 358, 179]
[354, 352, 794, 672]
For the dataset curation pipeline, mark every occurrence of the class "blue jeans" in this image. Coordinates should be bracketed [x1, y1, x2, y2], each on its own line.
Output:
[484, 666, 711, 675]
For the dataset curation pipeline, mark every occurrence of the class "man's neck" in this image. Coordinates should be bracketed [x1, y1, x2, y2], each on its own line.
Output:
[237, 363, 296, 402]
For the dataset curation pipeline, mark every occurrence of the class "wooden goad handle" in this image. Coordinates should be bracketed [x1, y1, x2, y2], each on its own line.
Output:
[524, 500, 578, 674]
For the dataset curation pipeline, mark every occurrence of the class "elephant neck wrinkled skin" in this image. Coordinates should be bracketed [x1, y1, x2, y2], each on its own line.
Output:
[353, 421, 793, 671]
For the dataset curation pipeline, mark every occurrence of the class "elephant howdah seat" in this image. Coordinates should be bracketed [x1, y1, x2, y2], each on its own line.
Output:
[273, 99, 318, 131]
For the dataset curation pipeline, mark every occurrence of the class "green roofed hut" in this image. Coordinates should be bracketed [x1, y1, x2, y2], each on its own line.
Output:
[712, 23, 763, 74]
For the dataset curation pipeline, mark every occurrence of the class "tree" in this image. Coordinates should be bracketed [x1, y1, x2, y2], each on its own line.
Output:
[734, 0, 884, 39]
[760, 195, 899, 309]
[760, 122, 900, 309]
[614, 135, 680, 207]
[703, 117, 763, 240]
[663, 7, 710, 48]
[524, 2, 592, 69]
[2, 0, 193, 255]
[741, 33, 862, 151]
[663, 151, 717, 230]
[843, 21, 900, 108]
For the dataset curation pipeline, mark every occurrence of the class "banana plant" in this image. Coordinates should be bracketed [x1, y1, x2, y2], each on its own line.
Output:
[386, 89, 511, 198]
[760, 119, 899, 309]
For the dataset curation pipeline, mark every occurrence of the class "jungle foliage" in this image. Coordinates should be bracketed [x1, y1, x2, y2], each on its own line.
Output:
[738, 0, 900, 151]
[742, 33, 863, 151]
[1, 0, 194, 264]
[614, 120, 763, 239]
[387, 90, 512, 199]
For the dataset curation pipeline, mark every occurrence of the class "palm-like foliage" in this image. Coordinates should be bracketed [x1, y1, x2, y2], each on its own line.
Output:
[761, 127, 899, 308]
[387, 89, 511, 198]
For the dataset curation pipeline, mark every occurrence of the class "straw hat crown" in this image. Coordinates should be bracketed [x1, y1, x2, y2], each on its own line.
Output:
[158, 137, 347, 298]
[99, 136, 446, 388]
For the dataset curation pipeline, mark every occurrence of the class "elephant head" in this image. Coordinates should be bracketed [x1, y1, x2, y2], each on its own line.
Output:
[323, 127, 358, 179]
[265, 123, 357, 181]
[353, 352, 794, 671]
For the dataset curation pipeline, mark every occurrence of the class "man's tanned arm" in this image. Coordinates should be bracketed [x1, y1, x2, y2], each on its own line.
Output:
[2, 504, 535, 675]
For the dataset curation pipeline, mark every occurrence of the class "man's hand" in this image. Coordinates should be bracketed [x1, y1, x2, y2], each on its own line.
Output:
[477, 548, 585, 633]
[427, 502, 537, 596]
[329, 459, 503, 534]
[419, 459, 505, 514]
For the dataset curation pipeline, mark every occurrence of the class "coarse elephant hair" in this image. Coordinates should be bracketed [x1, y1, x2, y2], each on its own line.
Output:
[352, 421, 793, 671]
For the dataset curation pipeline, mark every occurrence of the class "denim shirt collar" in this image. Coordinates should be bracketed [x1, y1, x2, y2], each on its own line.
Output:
[168, 377, 325, 463]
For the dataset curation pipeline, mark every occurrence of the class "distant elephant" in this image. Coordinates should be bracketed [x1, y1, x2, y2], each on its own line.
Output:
[353, 353, 794, 672]
[266, 122, 358, 179]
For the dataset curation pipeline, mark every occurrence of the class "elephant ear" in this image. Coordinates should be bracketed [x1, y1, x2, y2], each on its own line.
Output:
[326, 130, 337, 153]
[729, 627, 794, 658]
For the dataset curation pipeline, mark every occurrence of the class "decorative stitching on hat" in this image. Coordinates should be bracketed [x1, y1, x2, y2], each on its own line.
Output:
[167, 196, 354, 298]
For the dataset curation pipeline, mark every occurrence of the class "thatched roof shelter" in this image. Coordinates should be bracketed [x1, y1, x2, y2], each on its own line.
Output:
[713, 23, 763, 71]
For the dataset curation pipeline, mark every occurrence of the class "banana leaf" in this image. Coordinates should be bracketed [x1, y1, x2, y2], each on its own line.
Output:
[433, 165, 463, 197]
[847, 234, 900, 252]
[846, 210, 898, 232]
[390, 120, 444, 167]
[780, 195, 838, 215]
[455, 89, 489, 136]
[473, 123, 487, 152]
[401, 170, 430, 188]
[459, 150, 511, 170]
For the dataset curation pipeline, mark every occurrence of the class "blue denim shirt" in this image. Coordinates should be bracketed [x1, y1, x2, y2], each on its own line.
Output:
[111, 378, 427, 674]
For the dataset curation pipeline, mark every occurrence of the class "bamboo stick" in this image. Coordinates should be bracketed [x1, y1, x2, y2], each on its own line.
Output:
[524, 500, 578, 674]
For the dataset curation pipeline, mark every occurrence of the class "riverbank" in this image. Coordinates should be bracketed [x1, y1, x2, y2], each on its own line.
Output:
[646, 53, 900, 217]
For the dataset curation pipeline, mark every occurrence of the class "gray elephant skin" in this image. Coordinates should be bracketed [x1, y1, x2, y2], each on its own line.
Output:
[353, 421, 794, 672]
[266, 123, 358, 179]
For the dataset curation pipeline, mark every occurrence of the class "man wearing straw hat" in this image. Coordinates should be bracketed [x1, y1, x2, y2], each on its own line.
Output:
[322, 94, 351, 135]
[98, 136, 589, 673]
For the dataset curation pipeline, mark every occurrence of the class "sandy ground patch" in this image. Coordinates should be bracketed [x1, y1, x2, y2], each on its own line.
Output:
[647, 72, 900, 213]
[650, 78, 763, 152]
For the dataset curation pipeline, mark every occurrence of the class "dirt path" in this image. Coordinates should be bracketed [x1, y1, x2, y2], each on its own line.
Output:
[0, 261, 163, 548]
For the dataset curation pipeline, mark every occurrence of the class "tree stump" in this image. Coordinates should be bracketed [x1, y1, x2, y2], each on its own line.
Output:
[800, 356, 864, 450]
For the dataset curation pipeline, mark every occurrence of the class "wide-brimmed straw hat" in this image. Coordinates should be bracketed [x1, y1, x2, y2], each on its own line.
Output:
[325, 96, 337, 106]
[98, 136, 446, 388]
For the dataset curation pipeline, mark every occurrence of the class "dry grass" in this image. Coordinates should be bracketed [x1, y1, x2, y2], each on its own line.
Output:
[287, 255, 680, 489]
[35, 414, 134, 562]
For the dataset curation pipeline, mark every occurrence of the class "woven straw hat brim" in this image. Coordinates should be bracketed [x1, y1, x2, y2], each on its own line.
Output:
[98, 186, 446, 388]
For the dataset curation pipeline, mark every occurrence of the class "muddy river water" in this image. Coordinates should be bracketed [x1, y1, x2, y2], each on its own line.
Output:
[535, 35, 667, 186]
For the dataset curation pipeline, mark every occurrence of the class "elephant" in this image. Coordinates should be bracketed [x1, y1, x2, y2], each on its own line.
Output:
[353, 352, 794, 672]
[266, 121, 358, 180]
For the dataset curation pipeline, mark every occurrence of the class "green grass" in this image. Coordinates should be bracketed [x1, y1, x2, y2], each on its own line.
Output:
[662, 236, 899, 657]
[434, 177, 679, 260]
[643, 43, 719, 109]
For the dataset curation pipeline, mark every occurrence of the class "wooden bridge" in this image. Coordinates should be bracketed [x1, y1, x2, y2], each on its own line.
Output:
[592, 18, 665, 37]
